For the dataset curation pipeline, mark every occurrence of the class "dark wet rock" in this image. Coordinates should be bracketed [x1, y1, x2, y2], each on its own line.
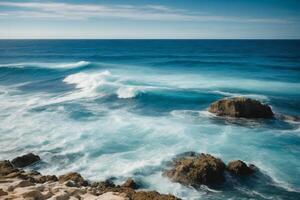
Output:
[227, 160, 256, 176]
[164, 153, 226, 186]
[33, 175, 58, 183]
[11, 153, 41, 168]
[0, 160, 15, 176]
[58, 172, 88, 187]
[92, 180, 116, 189]
[65, 180, 77, 187]
[208, 97, 274, 118]
[121, 178, 137, 189]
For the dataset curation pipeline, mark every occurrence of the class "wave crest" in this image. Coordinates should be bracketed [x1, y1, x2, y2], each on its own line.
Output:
[117, 87, 140, 99]
[0, 61, 90, 69]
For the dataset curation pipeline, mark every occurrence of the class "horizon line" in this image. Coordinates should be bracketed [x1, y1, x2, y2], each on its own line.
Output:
[0, 38, 299, 40]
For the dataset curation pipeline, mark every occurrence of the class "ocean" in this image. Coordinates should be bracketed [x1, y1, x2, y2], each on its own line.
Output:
[0, 39, 299, 199]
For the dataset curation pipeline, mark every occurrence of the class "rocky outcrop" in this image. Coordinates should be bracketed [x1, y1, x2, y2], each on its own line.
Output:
[227, 160, 255, 176]
[0, 160, 15, 176]
[163, 153, 226, 186]
[59, 172, 89, 187]
[0, 156, 180, 200]
[208, 97, 274, 118]
[164, 152, 258, 188]
[11, 153, 41, 168]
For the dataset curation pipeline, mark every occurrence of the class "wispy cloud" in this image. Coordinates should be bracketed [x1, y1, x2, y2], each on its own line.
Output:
[0, 1, 290, 23]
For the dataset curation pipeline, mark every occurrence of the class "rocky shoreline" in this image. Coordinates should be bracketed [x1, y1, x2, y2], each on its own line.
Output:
[0, 154, 179, 200]
[0, 152, 259, 200]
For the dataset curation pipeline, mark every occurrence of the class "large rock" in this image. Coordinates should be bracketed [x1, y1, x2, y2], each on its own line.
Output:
[164, 153, 226, 186]
[208, 97, 274, 118]
[0, 160, 15, 176]
[59, 172, 88, 187]
[227, 160, 256, 176]
[11, 153, 41, 168]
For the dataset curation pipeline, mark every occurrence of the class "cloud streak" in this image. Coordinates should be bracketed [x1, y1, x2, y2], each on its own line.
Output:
[0, 1, 290, 23]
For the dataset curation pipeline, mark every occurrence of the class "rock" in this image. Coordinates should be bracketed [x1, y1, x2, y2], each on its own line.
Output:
[65, 180, 76, 187]
[227, 160, 255, 176]
[164, 153, 226, 186]
[0, 188, 8, 196]
[33, 175, 58, 183]
[52, 191, 70, 200]
[46, 175, 58, 182]
[22, 189, 44, 199]
[132, 191, 179, 200]
[59, 172, 88, 187]
[15, 180, 35, 188]
[97, 192, 128, 200]
[0, 160, 15, 176]
[92, 180, 115, 189]
[11, 153, 41, 168]
[5, 171, 22, 178]
[121, 178, 137, 189]
[208, 97, 274, 118]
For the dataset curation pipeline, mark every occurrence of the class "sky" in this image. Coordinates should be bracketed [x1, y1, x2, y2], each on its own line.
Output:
[0, 0, 300, 39]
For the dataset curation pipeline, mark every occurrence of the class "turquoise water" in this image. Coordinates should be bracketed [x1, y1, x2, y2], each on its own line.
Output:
[0, 40, 300, 199]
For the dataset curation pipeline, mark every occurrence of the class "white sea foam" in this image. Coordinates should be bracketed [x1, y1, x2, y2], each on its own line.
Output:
[117, 87, 140, 99]
[212, 90, 269, 101]
[0, 61, 90, 69]
[1, 65, 300, 200]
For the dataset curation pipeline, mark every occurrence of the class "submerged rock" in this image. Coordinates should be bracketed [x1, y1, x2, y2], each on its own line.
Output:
[164, 153, 226, 186]
[11, 153, 41, 168]
[208, 97, 274, 118]
[227, 160, 256, 176]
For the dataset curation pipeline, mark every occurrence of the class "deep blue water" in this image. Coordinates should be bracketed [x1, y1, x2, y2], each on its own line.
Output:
[0, 40, 300, 200]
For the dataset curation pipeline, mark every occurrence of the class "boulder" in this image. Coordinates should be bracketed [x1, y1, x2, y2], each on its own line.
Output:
[164, 153, 226, 186]
[59, 172, 88, 187]
[11, 153, 41, 168]
[208, 97, 274, 118]
[0, 160, 15, 176]
[121, 178, 137, 189]
[227, 160, 256, 176]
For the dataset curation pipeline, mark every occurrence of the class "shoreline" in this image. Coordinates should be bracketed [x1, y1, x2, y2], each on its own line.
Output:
[0, 159, 179, 200]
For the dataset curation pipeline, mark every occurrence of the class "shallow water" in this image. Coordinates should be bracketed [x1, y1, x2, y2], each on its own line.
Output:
[0, 40, 300, 199]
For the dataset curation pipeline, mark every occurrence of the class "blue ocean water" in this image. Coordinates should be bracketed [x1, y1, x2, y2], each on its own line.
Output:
[0, 40, 300, 199]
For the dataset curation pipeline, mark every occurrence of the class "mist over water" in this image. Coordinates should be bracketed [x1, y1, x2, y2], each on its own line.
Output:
[0, 40, 300, 199]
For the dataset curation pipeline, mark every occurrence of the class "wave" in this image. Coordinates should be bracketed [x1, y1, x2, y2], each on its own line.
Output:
[117, 87, 141, 99]
[0, 61, 90, 70]
[63, 71, 144, 100]
[211, 90, 269, 101]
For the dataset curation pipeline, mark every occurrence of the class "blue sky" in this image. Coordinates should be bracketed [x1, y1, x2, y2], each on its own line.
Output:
[0, 0, 300, 39]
